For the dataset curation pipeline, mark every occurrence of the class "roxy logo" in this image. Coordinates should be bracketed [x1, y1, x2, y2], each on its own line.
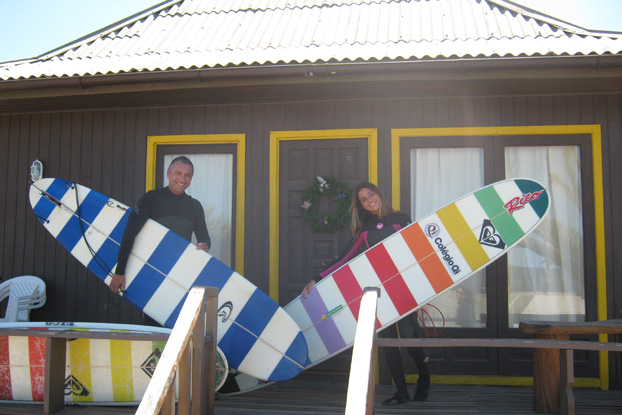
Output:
[478, 219, 505, 249]
[504, 191, 544, 215]
[434, 238, 461, 275]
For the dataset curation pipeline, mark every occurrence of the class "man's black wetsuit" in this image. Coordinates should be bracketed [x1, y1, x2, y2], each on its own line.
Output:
[115, 187, 211, 275]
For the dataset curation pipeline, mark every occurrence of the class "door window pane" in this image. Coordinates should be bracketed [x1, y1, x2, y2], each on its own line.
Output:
[505, 146, 585, 327]
[410, 148, 487, 328]
[164, 154, 234, 267]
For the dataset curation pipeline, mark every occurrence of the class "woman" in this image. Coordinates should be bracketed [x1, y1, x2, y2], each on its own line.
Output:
[302, 182, 431, 406]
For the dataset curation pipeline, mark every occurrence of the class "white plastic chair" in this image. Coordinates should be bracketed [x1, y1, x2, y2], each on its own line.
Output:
[0, 276, 47, 322]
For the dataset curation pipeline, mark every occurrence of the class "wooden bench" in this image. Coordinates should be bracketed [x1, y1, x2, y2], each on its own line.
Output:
[519, 320, 622, 414]
[347, 289, 622, 415]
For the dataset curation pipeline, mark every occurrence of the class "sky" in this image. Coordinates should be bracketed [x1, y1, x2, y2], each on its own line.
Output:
[0, 0, 621, 63]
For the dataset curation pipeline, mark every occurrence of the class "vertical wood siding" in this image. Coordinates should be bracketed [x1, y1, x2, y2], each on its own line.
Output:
[0, 96, 620, 342]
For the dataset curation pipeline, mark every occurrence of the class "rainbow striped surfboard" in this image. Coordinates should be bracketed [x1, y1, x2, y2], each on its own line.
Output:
[222, 178, 549, 393]
[29, 179, 307, 383]
[0, 322, 228, 404]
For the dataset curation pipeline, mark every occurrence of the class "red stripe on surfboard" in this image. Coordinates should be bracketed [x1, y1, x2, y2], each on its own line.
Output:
[401, 223, 454, 294]
[0, 336, 12, 400]
[333, 265, 363, 323]
[29, 337, 46, 401]
[365, 244, 417, 315]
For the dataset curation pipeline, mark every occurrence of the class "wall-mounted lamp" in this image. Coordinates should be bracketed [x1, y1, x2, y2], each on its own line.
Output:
[30, 159, 43, 182]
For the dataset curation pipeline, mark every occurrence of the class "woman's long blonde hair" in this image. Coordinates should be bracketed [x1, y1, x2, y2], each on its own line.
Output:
[350, 182, 394, 238]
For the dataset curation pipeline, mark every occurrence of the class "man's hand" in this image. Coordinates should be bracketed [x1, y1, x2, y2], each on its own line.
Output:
[195, 242, 210, 252]
[301, 279, 316, 299]
[110, 273, 126, 294]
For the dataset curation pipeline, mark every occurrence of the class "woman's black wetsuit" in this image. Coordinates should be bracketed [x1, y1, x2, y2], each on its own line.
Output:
[316, 210, 430, 401]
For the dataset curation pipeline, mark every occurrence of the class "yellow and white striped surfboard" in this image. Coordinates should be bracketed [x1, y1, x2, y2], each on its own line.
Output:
[0, 322, 228, 404]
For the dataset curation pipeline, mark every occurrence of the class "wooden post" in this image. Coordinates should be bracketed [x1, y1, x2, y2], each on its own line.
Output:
[559, 349, 575, 415]
[44, 337, 66, 415]
[178, 344, 191, 414]
[532, 333, 562, 413]
[191, 296, 206, 415]
[532, 333, 568, 413]
[345, 287, 380, 415]
[204, 288, 218, 414]
[136, 286, 219, 415]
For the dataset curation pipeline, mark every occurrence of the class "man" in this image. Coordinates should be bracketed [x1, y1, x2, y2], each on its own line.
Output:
[109, 155, 211, 294]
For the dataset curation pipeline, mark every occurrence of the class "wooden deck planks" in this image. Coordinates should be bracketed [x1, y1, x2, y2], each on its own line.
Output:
[1, 382, 620, 415]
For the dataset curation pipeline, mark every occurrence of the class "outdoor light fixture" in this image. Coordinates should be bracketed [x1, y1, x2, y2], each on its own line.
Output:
[30, 159, 43, 182]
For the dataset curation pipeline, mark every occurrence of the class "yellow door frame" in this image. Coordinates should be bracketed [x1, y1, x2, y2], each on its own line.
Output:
[391, 125, 607, 388]
[269, 128, 378, 302]
[146, 134, 246, 275]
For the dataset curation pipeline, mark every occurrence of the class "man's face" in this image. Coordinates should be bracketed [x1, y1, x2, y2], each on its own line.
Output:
[167, 161, 194, 195]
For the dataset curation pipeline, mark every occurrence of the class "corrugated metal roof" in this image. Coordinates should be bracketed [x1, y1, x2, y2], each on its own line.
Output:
[2, 0, 621, 81]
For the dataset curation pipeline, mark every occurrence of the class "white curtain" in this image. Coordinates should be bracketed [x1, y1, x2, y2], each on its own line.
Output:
[410, 148, 486, 328]
[505, 146, 585, 326]
[163, 154, 233, 267]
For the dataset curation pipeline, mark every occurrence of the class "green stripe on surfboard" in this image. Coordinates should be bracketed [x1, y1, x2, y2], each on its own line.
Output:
[474, 185, 525, 246]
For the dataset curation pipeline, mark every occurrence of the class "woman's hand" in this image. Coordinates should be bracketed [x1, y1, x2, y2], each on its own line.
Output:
[301, 279, 316, 298]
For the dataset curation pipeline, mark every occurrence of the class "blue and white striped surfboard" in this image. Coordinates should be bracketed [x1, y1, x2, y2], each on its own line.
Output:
[29, 178, 307, 382]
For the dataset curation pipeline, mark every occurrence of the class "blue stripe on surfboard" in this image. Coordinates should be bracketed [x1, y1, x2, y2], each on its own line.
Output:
[46, 179, 72, 201]
[33, 179, 72, 222]
[164, 257, 235, 328]
[195, 257, 234, 291]
[285, 331, 308, 365]
[236, 289, 279, 337]
[56, 190, 110, 253]
[148, 231, 188, 275]
[125, 265, 166, 309]
[218, 322, 259, 370]
[76, 190, 108, 225]
[87, 238, 119, 282]
[267, 331, 308, 380]
[56, 215, 86, 253]
[110, 210, 130, 242]
[33, 194, 59, 223]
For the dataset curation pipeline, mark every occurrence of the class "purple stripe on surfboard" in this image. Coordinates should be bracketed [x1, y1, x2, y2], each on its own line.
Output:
[301, 288, 347, 354]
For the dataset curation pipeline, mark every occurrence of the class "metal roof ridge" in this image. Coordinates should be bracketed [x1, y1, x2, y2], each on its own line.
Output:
[489, 0, 622, 37]
[32, 0, 183, 62]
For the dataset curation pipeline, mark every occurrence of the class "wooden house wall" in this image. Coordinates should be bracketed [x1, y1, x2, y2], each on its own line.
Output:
[1, 93, 621, 383]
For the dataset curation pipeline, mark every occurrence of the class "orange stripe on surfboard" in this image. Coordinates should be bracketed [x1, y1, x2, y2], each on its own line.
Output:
[401, 223, 454, 294]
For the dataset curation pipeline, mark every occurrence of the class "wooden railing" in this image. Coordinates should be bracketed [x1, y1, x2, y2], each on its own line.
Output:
[345, 289, 622, 415]
[345, 287, 380, 415]
[137, 286, 219, 415]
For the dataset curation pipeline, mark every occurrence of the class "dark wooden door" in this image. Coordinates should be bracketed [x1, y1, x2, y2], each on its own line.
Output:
[278, 137, 368, 375]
